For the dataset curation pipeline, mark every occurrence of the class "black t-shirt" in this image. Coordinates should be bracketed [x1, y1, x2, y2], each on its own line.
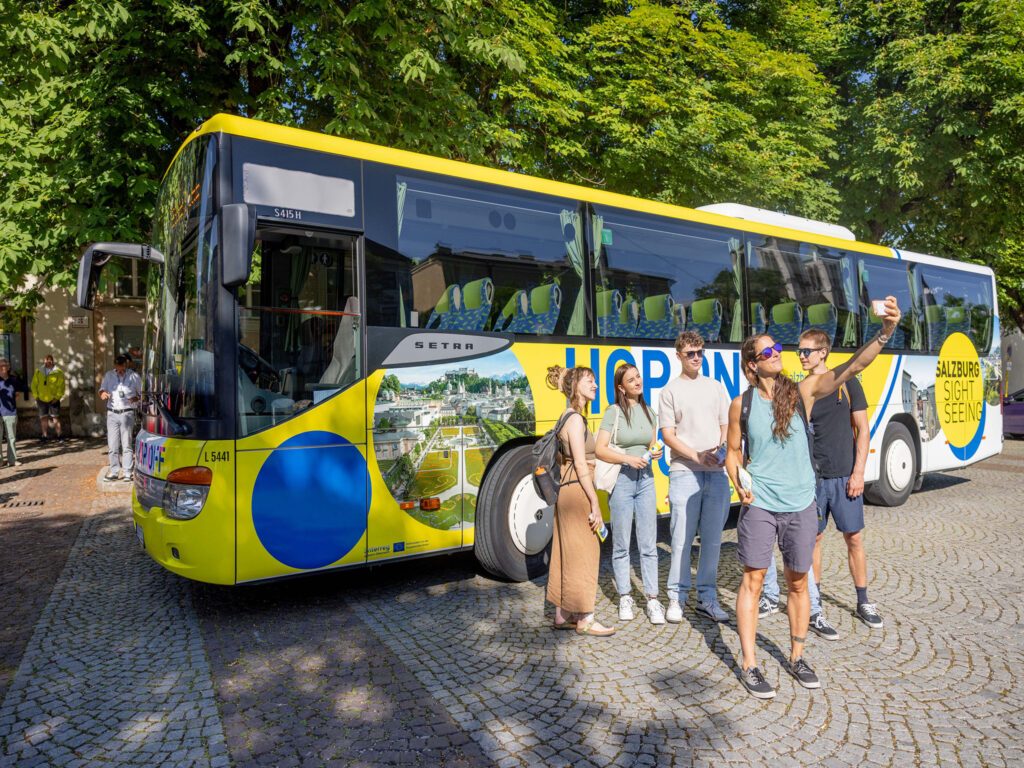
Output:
[810, 376, 867, 479]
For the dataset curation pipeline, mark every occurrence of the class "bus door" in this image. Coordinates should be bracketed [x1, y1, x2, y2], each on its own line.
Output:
[234, 225, 368, 582]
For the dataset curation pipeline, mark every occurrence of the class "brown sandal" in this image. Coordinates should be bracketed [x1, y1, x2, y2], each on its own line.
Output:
[575, 618, 615, 636]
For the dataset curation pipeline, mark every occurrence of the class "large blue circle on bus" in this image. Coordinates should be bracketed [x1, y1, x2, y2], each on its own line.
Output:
[252, 431, 370, 570]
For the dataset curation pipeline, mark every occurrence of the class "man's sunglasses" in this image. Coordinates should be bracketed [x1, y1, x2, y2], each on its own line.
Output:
[757, 342, 783, 359]
[796, 347, 825, 358]
[682, 349, 704, 360]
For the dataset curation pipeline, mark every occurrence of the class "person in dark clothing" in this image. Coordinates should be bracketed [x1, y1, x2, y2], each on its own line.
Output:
[0, 358, 29, 467]
[796, 328, 883, 630]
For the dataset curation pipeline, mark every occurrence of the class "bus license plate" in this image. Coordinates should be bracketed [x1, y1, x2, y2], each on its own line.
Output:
[134, 522, 144, 550]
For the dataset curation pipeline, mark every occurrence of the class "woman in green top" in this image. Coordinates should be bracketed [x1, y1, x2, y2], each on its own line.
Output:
[595, 363, 664, 624]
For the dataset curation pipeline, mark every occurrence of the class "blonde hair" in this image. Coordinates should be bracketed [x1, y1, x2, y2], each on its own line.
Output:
[799, 328, 831, 354]
[546, 364, 595, 415]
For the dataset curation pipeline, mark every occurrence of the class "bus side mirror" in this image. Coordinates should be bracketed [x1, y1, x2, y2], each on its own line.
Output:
[222, 203, 256, 288]
[76, 242, 164, 310]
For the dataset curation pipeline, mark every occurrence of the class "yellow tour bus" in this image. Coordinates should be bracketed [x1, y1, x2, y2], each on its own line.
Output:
[76, 114, 1003, 585]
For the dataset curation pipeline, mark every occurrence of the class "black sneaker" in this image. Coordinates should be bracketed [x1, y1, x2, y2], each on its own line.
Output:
[758, 596, 779, 619]
[786, 657, 821, 689]
[856, 603, 884, 629]
[809, 613, 839, 641]
[739, 666, 776, 699]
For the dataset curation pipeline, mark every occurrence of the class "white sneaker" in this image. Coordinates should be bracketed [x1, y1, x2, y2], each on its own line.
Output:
[665, 599, 683, 624]
[618, 595, 635, 622]
[646, 599, 666, 625]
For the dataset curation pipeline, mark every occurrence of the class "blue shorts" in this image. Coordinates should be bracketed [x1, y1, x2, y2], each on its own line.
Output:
[816, 476, 865, 534]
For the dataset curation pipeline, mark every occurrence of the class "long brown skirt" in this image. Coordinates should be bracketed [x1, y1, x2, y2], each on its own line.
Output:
[546, 478, 600, 614]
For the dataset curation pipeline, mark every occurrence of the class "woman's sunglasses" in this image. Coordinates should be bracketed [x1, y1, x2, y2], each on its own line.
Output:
[758, 342, 783, 359]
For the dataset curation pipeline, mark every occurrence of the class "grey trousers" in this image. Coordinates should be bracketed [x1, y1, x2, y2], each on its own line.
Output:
[1, 414, 16, 464]
[107, 410, 136, 474]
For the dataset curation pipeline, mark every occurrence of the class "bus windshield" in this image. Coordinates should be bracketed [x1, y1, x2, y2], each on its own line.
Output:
[144, 136, 219, 424]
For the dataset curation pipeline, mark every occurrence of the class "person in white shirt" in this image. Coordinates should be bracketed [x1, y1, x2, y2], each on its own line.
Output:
[99, 354, 142, 482]
[658, 331, 732, 623]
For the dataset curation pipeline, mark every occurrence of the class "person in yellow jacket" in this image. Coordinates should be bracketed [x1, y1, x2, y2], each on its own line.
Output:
[31, 354, 66, 442]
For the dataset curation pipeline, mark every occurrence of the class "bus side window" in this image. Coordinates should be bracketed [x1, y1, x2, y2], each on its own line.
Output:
[365, 169, 586, 338]
[746, 238, 859, 350]
[916, 265, 994, 353]
[591, 206, 741, 344]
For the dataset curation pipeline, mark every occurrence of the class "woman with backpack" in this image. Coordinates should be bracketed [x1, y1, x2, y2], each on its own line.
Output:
[546, 364, 616, 637]
[724, 296, 900, 699]
[595, 363, 664, 624]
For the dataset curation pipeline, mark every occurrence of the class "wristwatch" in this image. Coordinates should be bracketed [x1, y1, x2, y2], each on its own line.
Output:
[876, 331, 891, 345]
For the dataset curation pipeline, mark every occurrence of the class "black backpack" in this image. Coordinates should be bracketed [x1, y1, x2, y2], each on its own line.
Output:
[739, 387, 819, 477]
[532, 410, 579, 505]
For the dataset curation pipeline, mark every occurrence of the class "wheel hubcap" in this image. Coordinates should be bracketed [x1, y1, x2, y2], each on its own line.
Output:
[508, 475, 553, 556]
[885, 437, 914, 492]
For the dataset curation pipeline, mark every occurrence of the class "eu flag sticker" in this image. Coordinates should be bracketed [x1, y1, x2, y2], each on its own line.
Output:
[393, 542, 405, 553]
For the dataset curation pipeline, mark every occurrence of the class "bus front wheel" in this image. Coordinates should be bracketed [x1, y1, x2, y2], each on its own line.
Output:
[865, 422, 917, 507]
[475, 444, 552, 582]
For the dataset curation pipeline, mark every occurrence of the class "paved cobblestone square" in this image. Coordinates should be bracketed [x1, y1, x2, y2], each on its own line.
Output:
[2, 439, 1023, 766]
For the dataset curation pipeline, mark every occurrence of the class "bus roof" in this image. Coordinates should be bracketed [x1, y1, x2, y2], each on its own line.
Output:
[175, 113, 987, 276]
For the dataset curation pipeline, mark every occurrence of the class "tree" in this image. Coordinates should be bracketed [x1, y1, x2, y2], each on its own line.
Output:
[1, 0, 852, 321]
[722, 0, 1024, 330]
[509, 398, 535, 434]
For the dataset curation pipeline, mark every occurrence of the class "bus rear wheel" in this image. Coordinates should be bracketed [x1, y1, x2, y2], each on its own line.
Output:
[475, 444, 552, 582]
[865, 422, 917, 507]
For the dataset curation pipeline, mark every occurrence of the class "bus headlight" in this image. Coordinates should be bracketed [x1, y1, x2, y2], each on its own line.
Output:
[163, 467, 213, 520]
[164, 484, 210, 520]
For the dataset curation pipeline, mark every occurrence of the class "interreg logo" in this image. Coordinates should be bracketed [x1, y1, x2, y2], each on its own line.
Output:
[934, 332, 985, 460]
[135, 438, 166, 475]
[368, 544, 391, 555]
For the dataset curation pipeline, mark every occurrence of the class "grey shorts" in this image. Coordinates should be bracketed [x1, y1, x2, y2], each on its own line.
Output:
[38, 400, 60, 418]
[737, 501, 818, 573]
[816, 477, 865, 534]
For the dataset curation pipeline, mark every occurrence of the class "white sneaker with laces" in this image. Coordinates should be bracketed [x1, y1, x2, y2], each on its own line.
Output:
[665, 599, 683, 624]
[646, 599, 666, 625]
[618, 595, 635, 622]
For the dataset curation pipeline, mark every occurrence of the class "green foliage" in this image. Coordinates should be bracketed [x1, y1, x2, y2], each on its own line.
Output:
[2, 0, 1020, 329]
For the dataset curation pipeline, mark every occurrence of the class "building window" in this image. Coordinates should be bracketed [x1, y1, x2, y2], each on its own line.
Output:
[114, 325, 144, 370]
[115, 261, 150, 299]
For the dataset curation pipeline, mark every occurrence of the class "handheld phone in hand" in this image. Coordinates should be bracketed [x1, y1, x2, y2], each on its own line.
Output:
[642, 441, 663, 462]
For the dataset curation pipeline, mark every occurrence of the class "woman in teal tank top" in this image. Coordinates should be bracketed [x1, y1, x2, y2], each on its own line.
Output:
[745, 391, 816, 513]
[723, 297, 902, 700]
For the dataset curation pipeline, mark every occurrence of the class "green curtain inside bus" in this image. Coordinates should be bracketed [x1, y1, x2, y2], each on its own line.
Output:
[284, 248, 313, 352]
[729, 238, 743, 342]
[907, 266, 923, 350]
[562, 209, 585, 336]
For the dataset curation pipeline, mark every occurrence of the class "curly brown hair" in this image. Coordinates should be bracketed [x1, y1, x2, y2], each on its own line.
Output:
[546, 365, 595, 415]
[740, 335, 800, 442]
[674, 331, 705, 354]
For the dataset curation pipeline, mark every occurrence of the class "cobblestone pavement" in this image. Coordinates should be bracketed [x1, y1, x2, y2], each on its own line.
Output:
[0, 438, 109, 700]
[2, 439, 1023, 766]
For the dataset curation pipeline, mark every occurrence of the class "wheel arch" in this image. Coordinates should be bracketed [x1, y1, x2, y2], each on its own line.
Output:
[481, 436, 536, 486]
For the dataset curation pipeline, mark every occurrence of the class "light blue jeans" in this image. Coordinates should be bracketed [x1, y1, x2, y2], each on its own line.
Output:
[1, 414, 17, 464]
[667, 469, 731, 604]
[762, 552, 823, 616]
[609, 464, 659, 597]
